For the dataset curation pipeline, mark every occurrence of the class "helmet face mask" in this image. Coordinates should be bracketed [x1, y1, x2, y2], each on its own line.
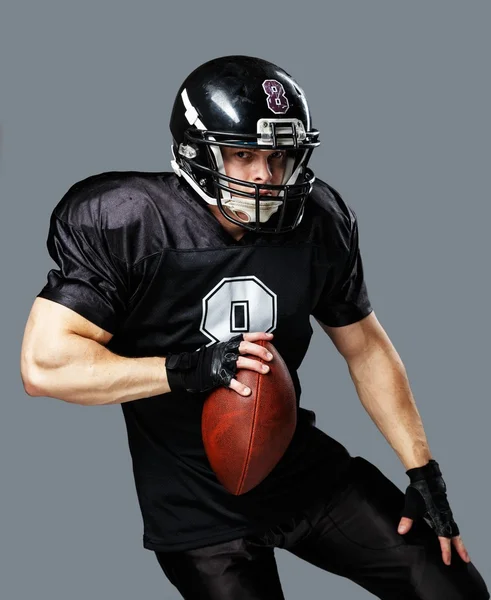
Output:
[169, 56, 320, 234]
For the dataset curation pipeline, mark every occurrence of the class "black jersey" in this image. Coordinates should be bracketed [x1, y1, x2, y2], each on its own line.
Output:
[37, 172, 373, 552]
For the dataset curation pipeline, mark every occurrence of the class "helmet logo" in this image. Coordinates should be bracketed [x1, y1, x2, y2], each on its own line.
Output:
[262, 79, 289, 114]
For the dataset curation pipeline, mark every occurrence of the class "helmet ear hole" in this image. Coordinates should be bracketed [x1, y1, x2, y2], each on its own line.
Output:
[178, 143, 199, 160]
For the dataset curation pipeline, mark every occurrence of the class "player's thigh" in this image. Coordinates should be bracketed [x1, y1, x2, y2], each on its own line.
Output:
[155, 536, 285, 600]
[287, 457, 489, 600]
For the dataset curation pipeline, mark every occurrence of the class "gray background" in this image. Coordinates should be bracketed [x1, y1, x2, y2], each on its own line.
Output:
[2, 0, 490, 598]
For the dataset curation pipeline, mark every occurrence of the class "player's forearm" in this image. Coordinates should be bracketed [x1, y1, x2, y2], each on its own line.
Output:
[347, 344, 432, 470]
[26, 333, 170, 405]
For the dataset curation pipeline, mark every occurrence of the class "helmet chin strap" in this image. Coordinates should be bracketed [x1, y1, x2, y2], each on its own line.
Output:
[222, 196, 282, 223]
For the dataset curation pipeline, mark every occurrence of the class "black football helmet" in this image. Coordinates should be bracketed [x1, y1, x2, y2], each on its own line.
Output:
[169, 56, 320, 234]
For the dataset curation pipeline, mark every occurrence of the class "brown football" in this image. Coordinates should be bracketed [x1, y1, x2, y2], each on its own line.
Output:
[201, 340, 297, 495]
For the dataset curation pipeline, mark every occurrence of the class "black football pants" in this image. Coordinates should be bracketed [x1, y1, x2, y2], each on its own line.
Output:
[154, 456, 489, 599]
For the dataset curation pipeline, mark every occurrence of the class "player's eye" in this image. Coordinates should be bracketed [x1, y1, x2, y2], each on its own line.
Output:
[270, 151, 286, 160]
[234, 151, 252, 159]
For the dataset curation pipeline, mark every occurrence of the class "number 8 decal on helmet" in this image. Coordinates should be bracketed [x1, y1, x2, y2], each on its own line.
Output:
[262, 79, 290, 115]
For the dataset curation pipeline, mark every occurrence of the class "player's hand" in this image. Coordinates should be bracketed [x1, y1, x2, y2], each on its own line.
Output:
[165, 332, 274, 396]
[398, 515, 470, 566]
[229, 331, 274, 396]
[397, 460, 471, 566]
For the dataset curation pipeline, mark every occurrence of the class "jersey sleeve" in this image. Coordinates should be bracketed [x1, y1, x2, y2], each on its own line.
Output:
[312, 207, 373, 327]
[37, 211, 129, 335]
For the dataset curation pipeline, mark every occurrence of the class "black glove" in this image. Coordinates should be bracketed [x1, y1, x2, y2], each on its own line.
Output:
[401, 459, 460, 538]
[165, 335, 243, 393]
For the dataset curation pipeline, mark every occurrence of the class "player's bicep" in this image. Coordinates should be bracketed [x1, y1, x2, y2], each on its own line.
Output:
[21, 297, 113, 392]
[21, 297, 113, 377]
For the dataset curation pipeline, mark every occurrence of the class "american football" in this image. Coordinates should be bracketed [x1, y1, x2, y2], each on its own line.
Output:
[202, 340, 297, 495]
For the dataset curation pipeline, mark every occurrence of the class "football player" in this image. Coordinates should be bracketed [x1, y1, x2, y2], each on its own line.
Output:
[21, 56, 489, 599]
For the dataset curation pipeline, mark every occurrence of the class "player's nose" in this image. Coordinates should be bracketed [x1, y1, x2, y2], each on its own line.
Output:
[252, 156, 273, 184]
